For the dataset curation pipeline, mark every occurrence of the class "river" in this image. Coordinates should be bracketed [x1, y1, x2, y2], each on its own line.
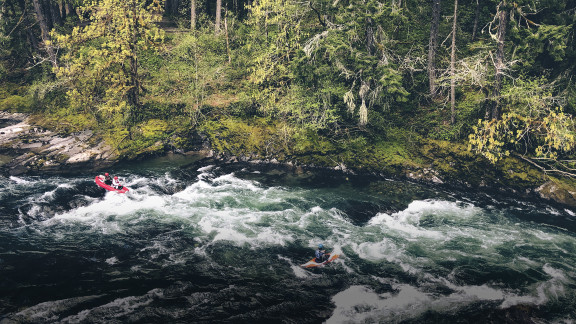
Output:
[1, 155, 575, 323]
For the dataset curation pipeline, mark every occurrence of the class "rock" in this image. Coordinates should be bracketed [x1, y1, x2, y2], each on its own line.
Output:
[405, 168, 444, 184]
[0, 112, 118, 175]
[536, 181, 576, 207]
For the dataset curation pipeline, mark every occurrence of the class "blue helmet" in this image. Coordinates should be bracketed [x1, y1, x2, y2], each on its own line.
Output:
[318, 244, 324, 249]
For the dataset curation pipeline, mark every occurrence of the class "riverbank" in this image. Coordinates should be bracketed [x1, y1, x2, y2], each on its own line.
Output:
[0, 112, 117, 175]
[1, 111, 576, 209]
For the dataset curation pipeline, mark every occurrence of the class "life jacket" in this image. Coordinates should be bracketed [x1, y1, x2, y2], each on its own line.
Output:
[315, 249, 324, 263]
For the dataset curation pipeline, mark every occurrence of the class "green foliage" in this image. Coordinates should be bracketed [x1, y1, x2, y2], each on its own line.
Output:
[52, 0, 164, 126]
[291, 0, 412, 127]
[30, 109, 98, 134]
[143, 31, 230, 125]
[0, 95, 34, 112]
[244, 0, 306, 114]
[468, 78, 576, 162]
[1, 0, 576, 184]
[200, 118, 275, 157]
[141, 119, 170, 139]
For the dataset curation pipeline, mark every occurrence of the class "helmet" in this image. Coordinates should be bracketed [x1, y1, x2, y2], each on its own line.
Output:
[105, 173, 109, 176]
[114, 176, 118, 179]
[318, 244, 324, 249]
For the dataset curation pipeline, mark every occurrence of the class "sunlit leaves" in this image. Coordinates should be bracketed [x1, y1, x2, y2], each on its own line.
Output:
[52, 0, 164, 123]
[468, 78, 576, 162]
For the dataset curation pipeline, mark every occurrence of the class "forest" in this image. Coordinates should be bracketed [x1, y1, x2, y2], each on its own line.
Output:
[1, 0, 576, 184]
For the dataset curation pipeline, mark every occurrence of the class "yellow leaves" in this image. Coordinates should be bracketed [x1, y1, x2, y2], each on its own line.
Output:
[469, 108, 576, 163]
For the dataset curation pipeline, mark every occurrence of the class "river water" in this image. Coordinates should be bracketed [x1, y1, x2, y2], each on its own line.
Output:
[1, 155, 575, 323]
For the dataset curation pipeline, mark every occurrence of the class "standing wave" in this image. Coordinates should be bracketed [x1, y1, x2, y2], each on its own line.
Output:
[1, 164, 576, 323]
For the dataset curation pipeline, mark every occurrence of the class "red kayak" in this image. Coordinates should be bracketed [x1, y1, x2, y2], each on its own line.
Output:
[95, 175, 129, 193]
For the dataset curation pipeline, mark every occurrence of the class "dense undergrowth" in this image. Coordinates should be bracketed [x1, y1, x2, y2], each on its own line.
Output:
[2, 1, 576, 205]
[0, 29, 566, 191]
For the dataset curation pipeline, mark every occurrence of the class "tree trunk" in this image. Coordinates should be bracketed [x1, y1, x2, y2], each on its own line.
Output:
[57, 0, 65, 20]
[127, 0, 141, 123]
[224, 12, 231, 63]
[165, 0, 180, 15]
[190, 0, 196, 30]
[450, 0, 458, 124]
[48, 0, 62, 27]
[16, 0, 39, 52]
[65, 1, 75, 18]
[428, 0, 441, 98]
[0, 1, 5, 30]
[32, 0, 57, 68]
[491, 1, 508, 120]
[366, 17, 374, 56]
[215, 0, 222, 34]
[471, 0, 480, 41]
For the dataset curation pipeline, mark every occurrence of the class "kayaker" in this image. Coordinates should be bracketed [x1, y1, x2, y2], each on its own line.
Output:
[112, 176, 123, 190]
[315, 244, 330, 263]
[104, 173, 113, 185]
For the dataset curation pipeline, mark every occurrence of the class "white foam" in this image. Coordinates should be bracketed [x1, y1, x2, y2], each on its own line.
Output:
[10, 295, 105, 323]
[9, 176, 31, 184]
[39, 183, 73, 200]
[19, 170, 574, 320]
[62, 289, 163, 322]
[106, 257, 119, 265]
[327, 285, 432, 323]
[197, 165, 215, 172]
[327, 280, 560, 324]
[278, 255, 316, 278]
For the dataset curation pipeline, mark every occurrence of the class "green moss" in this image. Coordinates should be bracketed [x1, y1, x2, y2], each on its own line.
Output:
[200, 117, 278, 158]
[536, 177, 576, 206]
[0, 95, 34, 112]
[141, 119, 170, 139]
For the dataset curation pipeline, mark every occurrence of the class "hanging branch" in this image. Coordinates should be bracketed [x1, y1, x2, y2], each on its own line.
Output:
[515, 154, 576, 178]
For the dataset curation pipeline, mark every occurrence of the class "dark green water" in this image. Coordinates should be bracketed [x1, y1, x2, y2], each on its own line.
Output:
[1, 156, 576, 323]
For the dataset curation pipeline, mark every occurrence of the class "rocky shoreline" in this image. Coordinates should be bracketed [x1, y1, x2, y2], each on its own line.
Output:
[1, 111, 576, 209]
[0, 112, 117, 175]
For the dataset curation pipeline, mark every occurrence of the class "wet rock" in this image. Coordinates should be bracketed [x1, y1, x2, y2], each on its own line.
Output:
[406, 167, 444, 184]
[536, 180, 576, 207]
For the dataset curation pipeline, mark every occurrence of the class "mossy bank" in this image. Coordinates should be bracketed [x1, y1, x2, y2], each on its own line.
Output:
[196, 116, 576, 208]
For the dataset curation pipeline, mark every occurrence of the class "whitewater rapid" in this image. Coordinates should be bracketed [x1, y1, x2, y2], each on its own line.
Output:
[1, 161, 575, 323]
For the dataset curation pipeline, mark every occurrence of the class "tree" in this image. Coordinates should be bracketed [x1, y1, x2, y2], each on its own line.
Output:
[191, 0, 196, 30]
[0, 1, 8, 78]
[245, 0, 305, 112]
[469, 78, 576, 164]
[471, 0, 480, 41]
[428, 0, 441, 98]
[215, 0, 222, 34]
[467, 1, 576, 164]
[53, 0, 164, 125]
[488, 0, 508, 121]
[32, 0, 61, 68]
[450, 0, 458, 124]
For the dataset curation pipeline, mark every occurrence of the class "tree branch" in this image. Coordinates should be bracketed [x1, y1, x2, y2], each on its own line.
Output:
[309, 2, 326, 28]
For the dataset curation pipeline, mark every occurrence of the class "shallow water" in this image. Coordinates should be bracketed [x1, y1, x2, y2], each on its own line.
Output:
[1, 156, 576, 323]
